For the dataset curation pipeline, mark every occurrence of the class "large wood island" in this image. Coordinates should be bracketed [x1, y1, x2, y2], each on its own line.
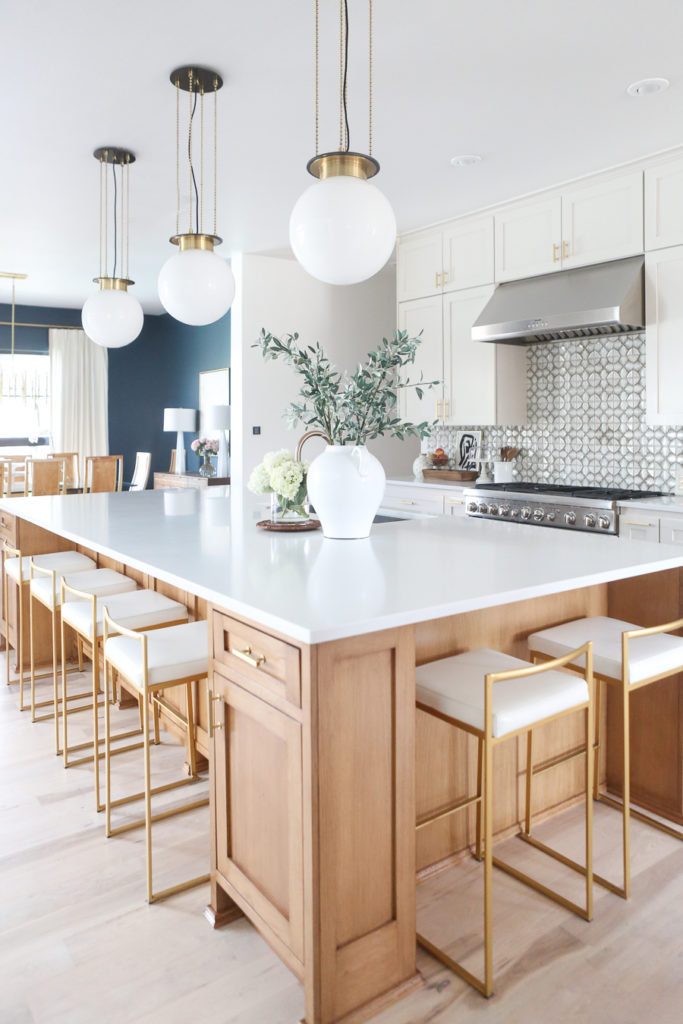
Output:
[2, 489, 682, 1024]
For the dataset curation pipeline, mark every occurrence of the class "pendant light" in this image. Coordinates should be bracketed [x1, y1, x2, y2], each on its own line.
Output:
[81, 148, 144, 348]
[289, 0, 396, 286]
[158, 66, 235, 326]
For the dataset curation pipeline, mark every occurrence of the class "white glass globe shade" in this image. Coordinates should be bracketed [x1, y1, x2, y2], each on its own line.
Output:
[81, 289, 144, 348]
[289, 174, 397, 285]
[157, 248, 235, 326]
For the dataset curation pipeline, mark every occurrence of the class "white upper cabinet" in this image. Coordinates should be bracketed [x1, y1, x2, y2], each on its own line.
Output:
[442, 216, 495, 293]
[495, 196, 562, 282]
[494, 172, 644, 282]
[645, 246, 683, 425]
[396, 231, 443, 302]
[645, 156, 683, 251]
[397, 294, 444, 425]
[397, 216, 495, 302]
[561, 172, 643, 269]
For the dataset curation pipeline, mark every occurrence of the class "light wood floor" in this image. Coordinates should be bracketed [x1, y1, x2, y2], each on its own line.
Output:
[1, 656, 681, 1024]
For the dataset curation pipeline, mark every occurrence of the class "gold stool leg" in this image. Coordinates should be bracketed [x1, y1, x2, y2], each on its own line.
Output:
[61, 614, 69, 768]
[93, 637, 103, 811]
[18, 580, 26, 710]
[143, 690, 154, 903]
[524, 728, 534, 836]
[621, 683, 631, 899]
[105, 658, 113, 838]
[30, 588, 37, 722]
[77, 636, 83, 673]
[483, 733, 493, 997]
[475, 735, 483, 860]
[585, 701, 594, 920]
[52, 607, 60, 754]
[185, 681, 197, 779]
[593, 678, 602, 801]
[4, 567, 9, 689]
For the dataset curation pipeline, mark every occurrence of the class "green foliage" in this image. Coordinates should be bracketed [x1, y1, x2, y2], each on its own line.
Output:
[252, 328, 440, 446]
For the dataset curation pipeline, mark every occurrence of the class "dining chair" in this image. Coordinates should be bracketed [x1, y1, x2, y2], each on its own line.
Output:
[129, 452, 152, 491]
[49, 452, 80, 491]
[3, 456, 27, 494]
[84, 455, 124, 493]
[25, 458, 65, 496]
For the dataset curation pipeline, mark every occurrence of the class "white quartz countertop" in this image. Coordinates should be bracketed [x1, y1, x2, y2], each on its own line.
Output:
[3, 489, 683, 645]
[617, 495, 682, 513]
[386, 475, 469, 491]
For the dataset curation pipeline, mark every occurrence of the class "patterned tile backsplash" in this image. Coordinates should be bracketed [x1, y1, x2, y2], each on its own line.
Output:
[423, 332, 683, 493]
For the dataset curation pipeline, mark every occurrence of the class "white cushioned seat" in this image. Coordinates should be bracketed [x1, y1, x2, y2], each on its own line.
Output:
[104, 620, 208, 690]
[5, 550, 96, 583]
[61, 588, 188, 639]
[30, 568, 137, 608]
[528, 615, 683, 686]
[416, 648, 589, 739]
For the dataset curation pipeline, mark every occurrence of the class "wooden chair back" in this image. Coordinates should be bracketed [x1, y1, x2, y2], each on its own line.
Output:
[49, 452, 80, 490]
[2, 456, 27, 494]
[0, 461, 12, 498]
[130, 452, 152, 491]
[25, 458, 64, 496]
[168, 449, 177, 473]
[84, 455, 123, 493]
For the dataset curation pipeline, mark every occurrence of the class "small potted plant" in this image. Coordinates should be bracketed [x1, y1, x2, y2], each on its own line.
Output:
[191, 437, 220, 477]
[248, 449, 310, 524]
[253, 329, 438, 538]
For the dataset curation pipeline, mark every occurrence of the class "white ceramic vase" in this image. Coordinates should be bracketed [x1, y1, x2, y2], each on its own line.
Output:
[307, 445, 386, 539]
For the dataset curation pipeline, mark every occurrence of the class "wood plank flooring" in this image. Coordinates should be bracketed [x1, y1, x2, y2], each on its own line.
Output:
[1, 656, 681, 1024]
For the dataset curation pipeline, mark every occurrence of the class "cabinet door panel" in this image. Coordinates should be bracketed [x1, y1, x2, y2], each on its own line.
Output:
[443, 285, 496, 424]
[396, 231, 443, 301]
[495, 197, 561, 281]
[383, 484, 445, 515]
[562, 172, 643, 268]
[645, 246, 683, 424]
[443, 215, 494, 291]
[619, 517, 659, 542]
[398, 296, 444, 424]
[660, 516, 683, 546]
[645, 157, 683, 251]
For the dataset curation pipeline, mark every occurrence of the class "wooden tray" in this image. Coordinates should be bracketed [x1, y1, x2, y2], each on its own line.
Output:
[256, 518, 321, 532]
[422, 469, 478, 482]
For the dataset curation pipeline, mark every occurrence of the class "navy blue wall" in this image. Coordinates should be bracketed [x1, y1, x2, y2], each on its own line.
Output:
[0, 302, 230, 481]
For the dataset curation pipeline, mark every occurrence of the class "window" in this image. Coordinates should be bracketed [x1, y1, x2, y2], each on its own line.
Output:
[0, 353, 50, 442]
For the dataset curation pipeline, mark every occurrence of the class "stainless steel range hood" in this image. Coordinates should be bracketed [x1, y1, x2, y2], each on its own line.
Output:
[472, 255, 644, 345]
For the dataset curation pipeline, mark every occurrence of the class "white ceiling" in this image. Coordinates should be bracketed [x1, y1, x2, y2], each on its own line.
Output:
[3, 0, 683, 313]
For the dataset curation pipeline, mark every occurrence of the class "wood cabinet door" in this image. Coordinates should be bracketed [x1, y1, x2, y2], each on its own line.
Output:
[561, 171, 643, 269]
[396, 230, 443, 302]
[398, 295, 444, 425]
[645, 246, 683, 425]
[442, 215, 494, 292]
[212, 670, 304, 966]
[495, 196, 562, 282]
[645, 156, 683, 251]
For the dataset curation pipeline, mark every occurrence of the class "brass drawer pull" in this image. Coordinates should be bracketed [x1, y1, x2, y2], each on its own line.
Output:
[397, 499, 417, 505]
[622, 520, 656, 528]
[446, 498, 464, 505]
[232, 646, 266, 668]
[208, 690, 224, 736]
[562, 240, 570, 259]
[552, 242, 560, 263]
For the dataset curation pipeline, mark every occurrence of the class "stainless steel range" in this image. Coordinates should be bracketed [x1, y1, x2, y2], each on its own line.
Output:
[463, 483, 664, 535]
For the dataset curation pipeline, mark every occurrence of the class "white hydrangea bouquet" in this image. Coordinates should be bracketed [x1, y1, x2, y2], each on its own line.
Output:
[248, 449, 309, 523]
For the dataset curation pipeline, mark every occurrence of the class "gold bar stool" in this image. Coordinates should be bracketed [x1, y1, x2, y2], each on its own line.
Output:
[29, 564, 137, 752]
[2, 543, 95, 710]
[102, 611, 209, 904]
[60, 581, 190, 812]
[416, 644, 594, 998]
[529, 615, 683, 899]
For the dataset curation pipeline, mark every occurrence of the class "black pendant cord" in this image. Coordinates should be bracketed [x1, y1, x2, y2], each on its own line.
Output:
[342, 0, 350, 151]
[188, 91, 200, 232]
[111, 162, 118, 279]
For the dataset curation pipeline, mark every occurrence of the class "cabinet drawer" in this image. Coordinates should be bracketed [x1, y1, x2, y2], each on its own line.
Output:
[0, 509, 17, 546]
[444, 494, 467, 517]
[619, 516, 659, 543]
[212, 611, 301, 707]
[382, 486, 444, 516]
[659, 517, 683, 546]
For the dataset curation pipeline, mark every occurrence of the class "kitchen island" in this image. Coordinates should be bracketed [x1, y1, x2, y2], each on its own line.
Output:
[2, 488, 683, 1024]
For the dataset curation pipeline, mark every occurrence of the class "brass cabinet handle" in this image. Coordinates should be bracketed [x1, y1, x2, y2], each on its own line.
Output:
[232, 646, 266, 668]
[442, 270, 449, 285]
[552, 243, 560, 263]
[208, 690, 224, 736]
[442, 399, 449, 422]
[621, 520, 656, 528]
[435, 399, 442, 418]
[397, 499, 417, 505]
[435, 271, 441, 288]
[562, 240, 570, 259]
[446, 498, 464, 504]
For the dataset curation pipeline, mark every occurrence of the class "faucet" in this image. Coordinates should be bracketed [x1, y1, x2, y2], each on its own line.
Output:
[295, 429, 329, 462]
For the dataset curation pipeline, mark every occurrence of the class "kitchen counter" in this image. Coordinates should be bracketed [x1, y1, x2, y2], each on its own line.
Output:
[385, 474, 470, 490]
[2, 488, 683, 645]
[617, 494, 682, 512]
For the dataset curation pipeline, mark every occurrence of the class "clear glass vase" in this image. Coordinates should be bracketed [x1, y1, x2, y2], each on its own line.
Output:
[199, 454, 216, 477]
[270, 492, 310, 525]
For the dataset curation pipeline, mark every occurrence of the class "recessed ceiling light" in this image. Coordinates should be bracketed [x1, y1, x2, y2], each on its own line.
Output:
[626, 77, 670, 97]
[450, 154, 482, 167]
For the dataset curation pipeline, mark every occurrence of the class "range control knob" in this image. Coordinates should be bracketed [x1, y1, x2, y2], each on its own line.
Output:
[488, 504, 498, 515]
[584, 514, 597, 528]
[510, 508, 520, 518]
[533, 508, 545, 522]
[466, 501, 478, 513]
[564, 511, 576, 525]
[478, 503, 489, 514]
[520, 507, 532, 521]
[499, 505, 510, 517]
[546, 509, 556, 522]
[598, 515, 610, 530]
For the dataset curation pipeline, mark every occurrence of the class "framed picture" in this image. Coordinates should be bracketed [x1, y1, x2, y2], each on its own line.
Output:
[454, 430, 481, 471]
[199, 367, 230, 436]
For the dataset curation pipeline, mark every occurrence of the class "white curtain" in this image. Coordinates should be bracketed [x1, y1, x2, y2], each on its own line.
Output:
[49, 329, 108, 471]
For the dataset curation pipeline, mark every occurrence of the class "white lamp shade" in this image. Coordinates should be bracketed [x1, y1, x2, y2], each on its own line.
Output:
[206, 404, 231, 430]
[158, 248, 235, 326]
[163, 407, 196, 432]
[82, 289, 144, 348]
[289, 174, 397, 286]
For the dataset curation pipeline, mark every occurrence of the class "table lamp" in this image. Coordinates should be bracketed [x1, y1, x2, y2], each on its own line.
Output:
[163, 407, 196, 474]
[206, 404, 231, 478]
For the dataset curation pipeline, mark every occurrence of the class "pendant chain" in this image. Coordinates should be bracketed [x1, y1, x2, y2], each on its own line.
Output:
[213, 77, 218, 237]
[188, 68, 194, 234]
[125, 156, 130, 279]
[98, 155, 104, 280]
[369, 0, 373, 157]
[104, 148, 108, 279]
[339, 0, 343, 150]
[314, 0, 319, 155]
[200, 89, 205, 235]
[175, 80, 180, 236]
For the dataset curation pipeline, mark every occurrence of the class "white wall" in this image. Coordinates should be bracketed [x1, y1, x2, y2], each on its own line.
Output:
[231, 253, 416, 491]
